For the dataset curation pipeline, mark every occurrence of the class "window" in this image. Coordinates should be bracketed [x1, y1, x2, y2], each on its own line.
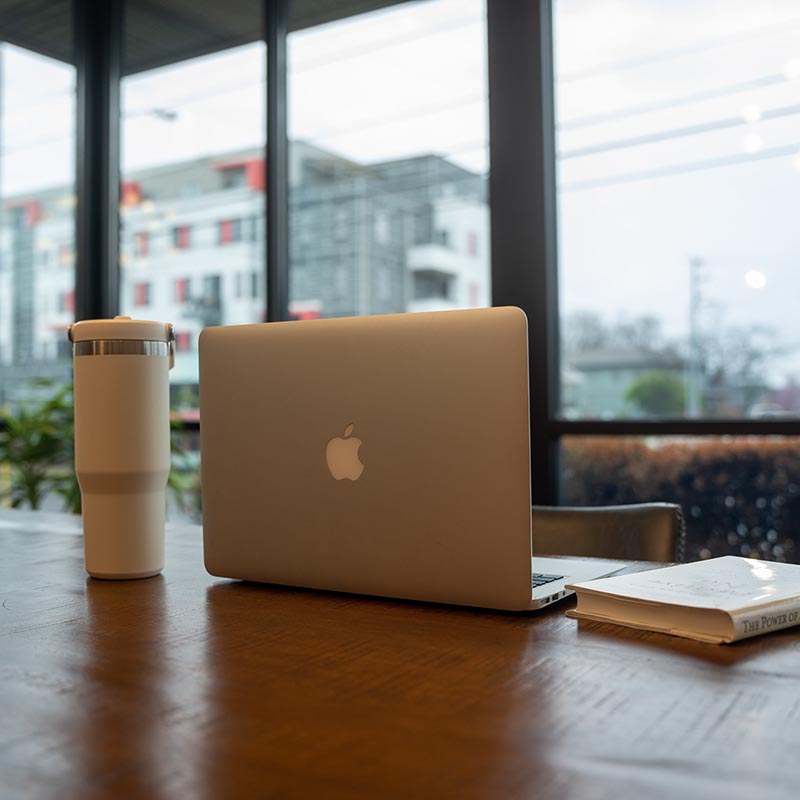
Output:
[218, 218, 243, 245]
[133, 282, 151, 307]
[414, 271, 451, 301]
[120, 5, 266, 399]
[3, 0, 795, 552]
[174, 277, 190, 303]
[175, 331, 192, 352]
[220, 165, 247, 190]
[547, 0, 800, 562]
[288, 0, 491, 318]
[0, 35, 76, 410]
[58, 290, 75, 313]
[554, 0, 800, 421]
[172, 225, 191, 250]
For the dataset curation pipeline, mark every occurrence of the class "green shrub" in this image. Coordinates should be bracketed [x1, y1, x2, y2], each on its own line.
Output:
[0, 381, 198, 515]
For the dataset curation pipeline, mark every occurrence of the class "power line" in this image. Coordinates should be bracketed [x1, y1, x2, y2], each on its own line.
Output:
[559, 102, 800, 160]
[561, 142, 799, 192]
[558, 72, 787, 131]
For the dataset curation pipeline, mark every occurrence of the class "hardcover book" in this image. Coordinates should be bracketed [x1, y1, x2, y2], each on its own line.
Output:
[566, 556, 800, 644]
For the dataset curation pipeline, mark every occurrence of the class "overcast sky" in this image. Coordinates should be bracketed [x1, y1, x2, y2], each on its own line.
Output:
[2, 0, 799, 382]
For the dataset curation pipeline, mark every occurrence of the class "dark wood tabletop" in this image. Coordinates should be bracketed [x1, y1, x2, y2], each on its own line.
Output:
[2, 508, 799, 800]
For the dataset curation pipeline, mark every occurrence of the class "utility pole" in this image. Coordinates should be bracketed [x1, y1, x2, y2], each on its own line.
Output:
[687, 256, 705, 417]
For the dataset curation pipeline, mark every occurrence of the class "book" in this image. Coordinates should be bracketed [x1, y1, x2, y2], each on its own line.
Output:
[566, 556, 800, 644]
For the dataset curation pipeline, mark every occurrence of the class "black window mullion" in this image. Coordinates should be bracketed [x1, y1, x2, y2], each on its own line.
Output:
[553, 419, 800, 437]
[488, 0, 560, 505]
[265, 0, 289, 322]
[74, 0, 122, 322]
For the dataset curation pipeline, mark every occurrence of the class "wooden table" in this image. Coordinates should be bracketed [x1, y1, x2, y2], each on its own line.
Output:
[2, 509, 799, 800]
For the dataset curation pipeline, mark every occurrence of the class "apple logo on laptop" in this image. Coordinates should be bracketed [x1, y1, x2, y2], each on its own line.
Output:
[326, 423, 365, 481]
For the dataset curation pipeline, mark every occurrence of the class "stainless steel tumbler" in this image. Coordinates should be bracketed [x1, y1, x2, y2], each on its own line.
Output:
[69, 316, 174, 579]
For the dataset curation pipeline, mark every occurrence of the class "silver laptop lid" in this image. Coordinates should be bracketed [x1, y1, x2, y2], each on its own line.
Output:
[199, 307, 533, 610]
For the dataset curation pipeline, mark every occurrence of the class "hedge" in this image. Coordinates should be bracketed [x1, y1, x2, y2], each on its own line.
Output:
[562, 437, 800, 563]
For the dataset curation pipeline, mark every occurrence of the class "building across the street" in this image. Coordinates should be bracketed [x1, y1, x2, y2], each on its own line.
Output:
[0, 142, 489, 405]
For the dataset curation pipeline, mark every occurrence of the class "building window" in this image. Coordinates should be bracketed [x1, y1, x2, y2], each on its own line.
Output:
[59, 290, 75, 313]
[247, 215, 259, 242]
[134, 282, 150, 307]
[220, 166, 247, 189]
[434, 229, 449, 247]
[218, 218, 242, 245]
[414, 272, 450, 301]
[134, 231, 149, 257]
[174, 277, 190, 303]
[175, 331, 192, 352]
[172, 225, 191, 250]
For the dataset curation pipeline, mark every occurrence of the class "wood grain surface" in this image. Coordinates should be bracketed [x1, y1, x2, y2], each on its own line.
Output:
[1, 508, 799, 800]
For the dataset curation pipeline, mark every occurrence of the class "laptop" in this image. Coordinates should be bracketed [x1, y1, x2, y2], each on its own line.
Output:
[199, 306, 625, 611]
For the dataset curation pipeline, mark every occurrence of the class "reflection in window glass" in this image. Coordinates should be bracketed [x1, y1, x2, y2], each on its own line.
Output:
[555, 1, 800, 420]
[288, 0, 490, 318]
[562, 436, 800, 563]
[0, 43, 76, 410]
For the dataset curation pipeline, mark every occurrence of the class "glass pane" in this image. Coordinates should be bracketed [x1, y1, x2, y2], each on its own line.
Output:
[555, 1, 800, 420]
[119, 3, 265, 521]
[120, 10, 265, 403]
[0, 41, 76, 410]
[0, 12, 76, 512]
[562, 436, 800, 563]
[288, 0, 490, 319]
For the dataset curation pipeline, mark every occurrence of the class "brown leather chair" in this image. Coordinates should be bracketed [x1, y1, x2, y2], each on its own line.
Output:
[532, 503, 685, 562]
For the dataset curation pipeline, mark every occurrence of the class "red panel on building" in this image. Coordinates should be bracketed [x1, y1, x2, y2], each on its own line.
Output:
[134, 282, 149, 306]
[245, 160, 265, 192]
[214, 157, 265, 193]
[121, 182, 142, 206]
[176, 225, 191, 249]
[175, 278, 188, 303]
[25, 201, 42, 226]
[290, 309, 322, 321]
[175, 331, 191, 352]
[219, 219, 233, 245]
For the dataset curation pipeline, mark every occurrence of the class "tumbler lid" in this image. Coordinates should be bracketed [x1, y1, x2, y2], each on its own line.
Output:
[68, 317, 175, 369]
[68, 316, 172, 343]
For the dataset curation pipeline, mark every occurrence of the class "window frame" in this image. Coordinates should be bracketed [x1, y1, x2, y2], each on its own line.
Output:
[66, 0, 800, 507]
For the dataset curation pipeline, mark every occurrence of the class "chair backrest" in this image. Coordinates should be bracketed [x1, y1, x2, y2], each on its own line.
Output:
[532, 503, 685, 562]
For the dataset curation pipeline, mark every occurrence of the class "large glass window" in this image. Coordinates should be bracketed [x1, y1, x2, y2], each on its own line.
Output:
[0, 42, 76, 410]
[288, 0, 490, 319]
[555, 0, 800, 420]
[120, 33, 266, 398]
